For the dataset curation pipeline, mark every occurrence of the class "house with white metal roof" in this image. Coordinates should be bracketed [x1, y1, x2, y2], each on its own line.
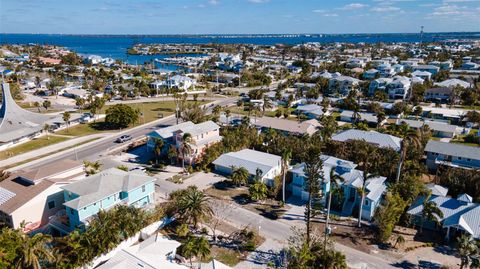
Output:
[397, 119, 459, 138]
[435, 79, 472, 89]
[97, 233, 187, 269]
[332, 129, 402, 152]
[407, 189, 480, 240]
[212, 149, 282, 186]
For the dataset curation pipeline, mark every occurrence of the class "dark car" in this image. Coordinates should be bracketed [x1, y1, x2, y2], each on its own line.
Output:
[116, 135, 132, 143]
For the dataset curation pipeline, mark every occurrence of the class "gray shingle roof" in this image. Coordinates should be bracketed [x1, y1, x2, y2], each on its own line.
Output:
[332, 129, 402, 151]
[425, 140, 480, 160]
[62, 168, 155, 209]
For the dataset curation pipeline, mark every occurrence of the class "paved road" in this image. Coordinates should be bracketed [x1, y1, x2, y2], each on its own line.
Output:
[19, 97, 236, 170]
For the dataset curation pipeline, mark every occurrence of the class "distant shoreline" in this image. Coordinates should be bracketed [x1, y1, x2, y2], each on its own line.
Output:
[1, 32, 480, 38]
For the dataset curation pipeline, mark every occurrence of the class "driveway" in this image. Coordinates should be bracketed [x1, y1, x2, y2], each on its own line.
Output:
[154, 171, 228, 201]
[208, 198, 397, 269]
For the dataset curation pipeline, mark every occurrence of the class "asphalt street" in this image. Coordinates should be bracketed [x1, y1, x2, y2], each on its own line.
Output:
[25, 97, 236, 169]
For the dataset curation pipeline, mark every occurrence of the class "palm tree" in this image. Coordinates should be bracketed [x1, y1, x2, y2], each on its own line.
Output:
[320, 115, 338, 142]
[281, 149, 292, 203]
[182, 236, 196, 268]
[152, 138, 164, 165]
[395, 127, 421, 182]
[43, 124, 50, 140]
[457, 234, 477, 269]
[325, 168, 344, 238]
[376, 112, 386, 130]
[195, 236, 211, 268]
[231, 166, 249, 186]
[181, 133, 193, 173]
[15, 232, 55, 269]
[420, 194, 443, 233]
[262, 96, 273, 116]
[357, 145, 378, 228]
[177, 186, 213, 228]
[62, 111, 71, 132]
[224, 108, 231, 127]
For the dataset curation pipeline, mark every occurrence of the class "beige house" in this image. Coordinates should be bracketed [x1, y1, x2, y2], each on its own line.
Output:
[0, 160, 84, 232]
[173, 121, 222, 165]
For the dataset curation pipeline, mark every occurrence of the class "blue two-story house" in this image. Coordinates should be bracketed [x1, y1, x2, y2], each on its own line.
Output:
[61, 168, 155, 231]
[289, 155, 387, 221]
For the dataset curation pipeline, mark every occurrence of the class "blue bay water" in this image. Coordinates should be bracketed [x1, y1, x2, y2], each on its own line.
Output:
[1, 33, 479, 65]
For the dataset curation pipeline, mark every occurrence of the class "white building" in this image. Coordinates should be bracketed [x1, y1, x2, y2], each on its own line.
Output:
[212, 149, 282, 186]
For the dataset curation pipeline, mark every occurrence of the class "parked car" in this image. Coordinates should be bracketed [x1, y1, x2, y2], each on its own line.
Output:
[116, 135, 132, 143]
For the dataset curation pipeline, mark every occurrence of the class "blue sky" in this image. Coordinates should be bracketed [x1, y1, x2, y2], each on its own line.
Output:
[1, 0, 480, 34]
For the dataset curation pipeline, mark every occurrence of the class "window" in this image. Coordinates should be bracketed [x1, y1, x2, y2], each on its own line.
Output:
[459, 157, 462, 160]
[142, 186, 146, 192]
[48, 201, 55, 209]
[84, 207, 86, 211]
[70, 208, 74, 214]
[364, 200, 369, 206]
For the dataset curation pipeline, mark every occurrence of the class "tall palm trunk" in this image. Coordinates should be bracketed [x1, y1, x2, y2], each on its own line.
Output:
[282, 166, 286, 203]
[396, 146, 406, 182]
[358, 188, 365, 228]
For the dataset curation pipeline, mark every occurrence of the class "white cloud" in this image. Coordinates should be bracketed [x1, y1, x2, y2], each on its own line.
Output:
[312, 9, 327, 13]
[339, 3, 368, 10]
[323, 13, 339, 17]
[248, 0, 269, 3]
[370, 6, 401, 12]
[209, 0, 219, 5]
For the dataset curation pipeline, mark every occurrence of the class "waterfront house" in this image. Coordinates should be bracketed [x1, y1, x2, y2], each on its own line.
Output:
[0, 160, 84, 233]
[147, 121, 222, 165]
[61, 168, 155, 232]
[149, 75, 197, 92]
[425, 140, 480, 171]
[332, 129, 402, 152]
[289, 155, 387, 221]
[212, 149, 282, 186]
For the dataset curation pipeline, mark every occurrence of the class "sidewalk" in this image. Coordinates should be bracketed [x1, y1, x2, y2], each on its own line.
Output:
[0, 133, 109, 168]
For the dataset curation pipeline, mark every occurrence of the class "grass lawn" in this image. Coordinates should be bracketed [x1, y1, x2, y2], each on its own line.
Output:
[56, 121, 112, 136]
[1, 137, 101, 169]
[211, 246, 243, 266]
[0, 136, 70, 160]
[58, 100, 208, 137]
[101, 100, 208, 123]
